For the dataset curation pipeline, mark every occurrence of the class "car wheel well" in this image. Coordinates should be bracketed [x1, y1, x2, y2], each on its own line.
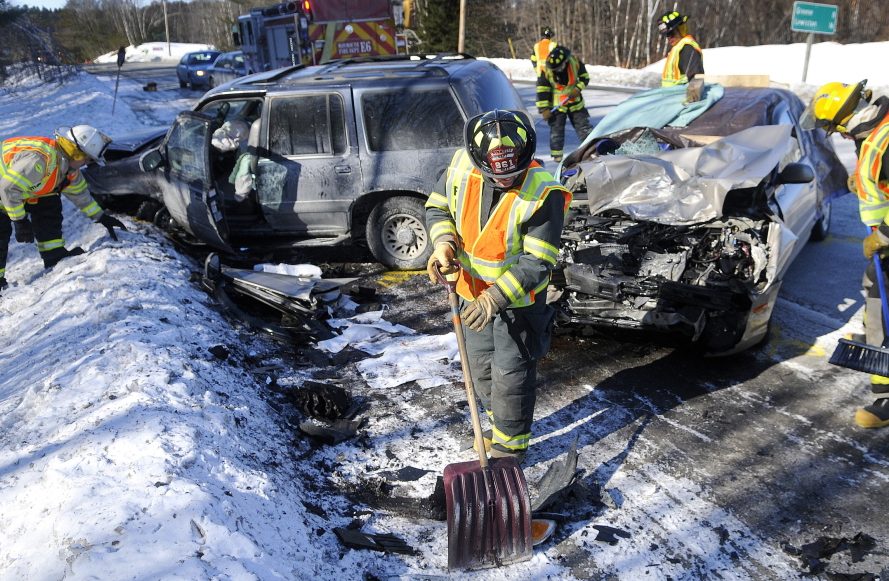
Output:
[356, 192, 431, 270]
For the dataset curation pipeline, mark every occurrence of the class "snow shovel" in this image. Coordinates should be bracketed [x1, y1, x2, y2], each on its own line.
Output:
[433, 264, 533, 570]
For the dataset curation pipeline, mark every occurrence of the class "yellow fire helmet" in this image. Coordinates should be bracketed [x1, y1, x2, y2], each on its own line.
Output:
[801, 80, 869, 133]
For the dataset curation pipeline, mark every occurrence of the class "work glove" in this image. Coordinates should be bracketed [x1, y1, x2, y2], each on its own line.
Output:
[863, 228, 889, 259]
[426, 241, 458, 284]
[567, 87, 582, 101]
[97, 213, 128, 241]
[539, 108, 552, 122]
[461, 289, 508, 332]
[685, 78, 704, 104]
[13, 218, 34, 243]
[848, 175, 858, 195]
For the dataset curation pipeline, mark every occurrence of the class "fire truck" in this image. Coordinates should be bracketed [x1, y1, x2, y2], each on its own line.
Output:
[234, 0, 405, 73]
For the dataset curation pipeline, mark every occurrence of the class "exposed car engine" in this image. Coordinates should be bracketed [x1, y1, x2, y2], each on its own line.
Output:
[556, 209, 771, 345]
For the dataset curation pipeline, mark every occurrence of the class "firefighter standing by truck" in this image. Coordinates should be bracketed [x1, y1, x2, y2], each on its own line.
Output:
[535, 45, 592, 163]
[425, 110, 571, 463]
[0, 125, 127, 289]
[803, 80, 889, 429]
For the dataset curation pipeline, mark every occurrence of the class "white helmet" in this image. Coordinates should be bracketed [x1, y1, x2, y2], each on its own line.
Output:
[55, 125, 112, 165]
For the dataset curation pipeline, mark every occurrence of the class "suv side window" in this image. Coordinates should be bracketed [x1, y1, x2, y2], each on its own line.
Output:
[362, 89, 463, 152]
[268, 94, 346, 156]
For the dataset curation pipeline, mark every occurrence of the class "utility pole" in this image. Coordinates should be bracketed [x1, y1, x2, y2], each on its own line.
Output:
[457, 0, 465, 53]
[163, 0, 171, 56]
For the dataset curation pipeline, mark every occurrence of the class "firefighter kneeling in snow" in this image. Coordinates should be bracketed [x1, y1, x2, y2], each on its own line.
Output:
[0, 125, 127, 289]
[425, 110, 571, 463]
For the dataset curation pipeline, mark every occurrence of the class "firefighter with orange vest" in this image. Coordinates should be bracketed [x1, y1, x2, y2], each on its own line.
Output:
[425, 110, 571, 463]
[530, 26, 557, 80]
[0, 125, 127, 289]
[658, 10, 705, 103]
[804, 80, 889, 428]
[535, 45, 592, 162]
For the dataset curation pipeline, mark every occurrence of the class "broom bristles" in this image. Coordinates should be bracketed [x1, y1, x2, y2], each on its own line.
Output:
[829, 338, 889, 376]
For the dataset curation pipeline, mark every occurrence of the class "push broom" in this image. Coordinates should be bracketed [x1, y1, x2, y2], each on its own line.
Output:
[830, 251, 889, 375]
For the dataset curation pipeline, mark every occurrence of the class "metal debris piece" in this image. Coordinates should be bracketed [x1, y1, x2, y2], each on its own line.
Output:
[593, 524, 631, 544]
[531, 436, 581, 512]
[285, 381, 352, 420]
[333, 527, 415, 554]
[298, 418, 363, 444]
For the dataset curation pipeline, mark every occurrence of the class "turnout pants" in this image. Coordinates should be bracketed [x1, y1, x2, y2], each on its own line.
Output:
[864, 255, 889, 391]
[461, 295, 556, 453]
[548, 107, 592, 159]
[0, 195, 65, 278]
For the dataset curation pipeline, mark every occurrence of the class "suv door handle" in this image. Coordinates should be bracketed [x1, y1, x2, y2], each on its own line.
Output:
[334, 165, 351, 174]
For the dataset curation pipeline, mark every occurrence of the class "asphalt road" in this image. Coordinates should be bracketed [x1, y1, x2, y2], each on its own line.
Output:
[85, 63, 889, 577]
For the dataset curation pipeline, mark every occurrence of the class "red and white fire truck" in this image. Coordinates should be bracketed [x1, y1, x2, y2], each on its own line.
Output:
[234, 0, 406, 73]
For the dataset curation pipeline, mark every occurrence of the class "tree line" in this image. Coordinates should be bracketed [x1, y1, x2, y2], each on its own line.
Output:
[0, 0, 886, 70]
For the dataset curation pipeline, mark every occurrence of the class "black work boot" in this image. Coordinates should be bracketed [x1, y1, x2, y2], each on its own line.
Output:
[490, 445, 527, 465]
[855, 397, 889, 429]
[0, 277, 7, 293]
[42, 246, 85, 269]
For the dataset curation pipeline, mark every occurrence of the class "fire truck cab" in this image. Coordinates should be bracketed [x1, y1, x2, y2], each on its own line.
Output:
[234, 0, 404, 73]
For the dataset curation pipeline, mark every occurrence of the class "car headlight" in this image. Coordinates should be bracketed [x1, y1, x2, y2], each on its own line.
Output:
[196, 70, 205, 76]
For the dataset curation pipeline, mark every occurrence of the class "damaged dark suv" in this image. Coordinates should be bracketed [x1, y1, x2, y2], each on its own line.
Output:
[122, 54, 525, 269]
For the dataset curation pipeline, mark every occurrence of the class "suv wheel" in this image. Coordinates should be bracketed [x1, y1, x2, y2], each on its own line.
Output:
[179, 80, 187, 88]
[366, 196, 431, 270]
[810, 199, 831, 242]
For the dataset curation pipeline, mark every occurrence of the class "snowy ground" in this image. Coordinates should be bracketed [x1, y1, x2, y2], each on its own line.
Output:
[0, 41, 886, 579]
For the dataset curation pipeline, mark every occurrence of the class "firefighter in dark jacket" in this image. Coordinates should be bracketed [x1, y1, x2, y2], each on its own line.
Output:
[658, 10, 705, 103]
[425, 110, 571, 463]
[535, 45, 592, 162]
[804, 80, 889, 428]
[0, 125, 127, 290]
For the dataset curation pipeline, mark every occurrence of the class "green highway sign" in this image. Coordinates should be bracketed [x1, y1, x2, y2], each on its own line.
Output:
[791, 1, 838, 34]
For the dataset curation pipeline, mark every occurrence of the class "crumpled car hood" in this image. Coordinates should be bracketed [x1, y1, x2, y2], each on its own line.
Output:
[578, 124, 795, 225]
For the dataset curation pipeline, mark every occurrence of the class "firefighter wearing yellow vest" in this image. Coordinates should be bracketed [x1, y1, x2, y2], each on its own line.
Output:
[425, 110, 571, 463]
[804, 80, 889, 428]
[535, 45, 592, 162]
[530, 26, 556, 79]
[0, 125, 127, 289]
[658, 10, 705, 103]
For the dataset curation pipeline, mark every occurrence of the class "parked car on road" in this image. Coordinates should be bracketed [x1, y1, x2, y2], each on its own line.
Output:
[552, 86, 849, 354]
[86, 54, 526, 270]
[177, 50, 222, 89]
[207, 51, 248, 89]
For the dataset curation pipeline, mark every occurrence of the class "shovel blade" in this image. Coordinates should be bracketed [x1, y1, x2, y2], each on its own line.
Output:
[444, 456, 532, 570]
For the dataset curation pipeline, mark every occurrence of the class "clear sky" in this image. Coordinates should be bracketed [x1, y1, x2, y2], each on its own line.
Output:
[10, 0, 67, 9]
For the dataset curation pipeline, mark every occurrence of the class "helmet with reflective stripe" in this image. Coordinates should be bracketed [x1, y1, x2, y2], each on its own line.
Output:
[801, 80, 869, 134]
[55, 125, 112, 165]
[541, 26, 554, 39]
[464, 110, 536, 183]
[658, 10, 688, 36]
[545, 45, 570, 72]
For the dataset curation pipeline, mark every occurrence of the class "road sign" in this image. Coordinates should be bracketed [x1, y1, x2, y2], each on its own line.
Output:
[791, 1, 838, 35]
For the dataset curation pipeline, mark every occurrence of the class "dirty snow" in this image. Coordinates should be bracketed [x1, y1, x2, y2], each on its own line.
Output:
[0, 40, 885, 579]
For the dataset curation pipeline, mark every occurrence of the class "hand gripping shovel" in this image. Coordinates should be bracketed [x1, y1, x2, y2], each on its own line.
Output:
[434, 264, 533, 570]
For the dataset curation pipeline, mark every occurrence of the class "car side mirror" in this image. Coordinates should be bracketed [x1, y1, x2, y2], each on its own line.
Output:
[777, 162, 814, 184]
[140, 148, 165, 172]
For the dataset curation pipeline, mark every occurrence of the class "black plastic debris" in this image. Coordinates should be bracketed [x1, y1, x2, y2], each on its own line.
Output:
[783, 533, 879, 576]
[334, 527, 415, 555]
[298, 418, 363, 444]
[285, 381, 353, 420]
[531, 436, 581, 512]
[593, 524, 631, 544]
[379, 466, 433, 482]
[208, 345, 230, 360]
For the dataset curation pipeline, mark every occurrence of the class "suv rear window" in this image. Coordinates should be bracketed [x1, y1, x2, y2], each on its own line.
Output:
[362, 89, 462, 152]
[268, 94, 347, 156]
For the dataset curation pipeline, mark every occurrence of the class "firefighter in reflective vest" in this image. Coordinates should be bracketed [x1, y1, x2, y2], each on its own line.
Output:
[530, 26, 556, 79]
[535, 45, 592, 162]
[425, 110, 571, 463]
[0, 125, 127, 289]
[658, 10, 705, 103]
[804, 80, 889, 428]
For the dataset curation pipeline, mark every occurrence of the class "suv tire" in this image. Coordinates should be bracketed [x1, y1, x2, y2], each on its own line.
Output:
[810, 199, 831, 242]
[366, 196, 431, 270]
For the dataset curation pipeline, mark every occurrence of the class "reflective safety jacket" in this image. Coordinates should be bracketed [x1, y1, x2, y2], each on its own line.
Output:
[662, 35, 703, 87]
[0, 137, 102, 221]
[425, 149, 571, 307]
[535, 55, 589, 114]
[855, 112, 889, 227]
[530, 38, 557, 78]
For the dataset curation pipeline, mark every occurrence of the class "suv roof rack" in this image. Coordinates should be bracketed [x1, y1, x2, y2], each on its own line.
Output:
[316, 52, 475, 74]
